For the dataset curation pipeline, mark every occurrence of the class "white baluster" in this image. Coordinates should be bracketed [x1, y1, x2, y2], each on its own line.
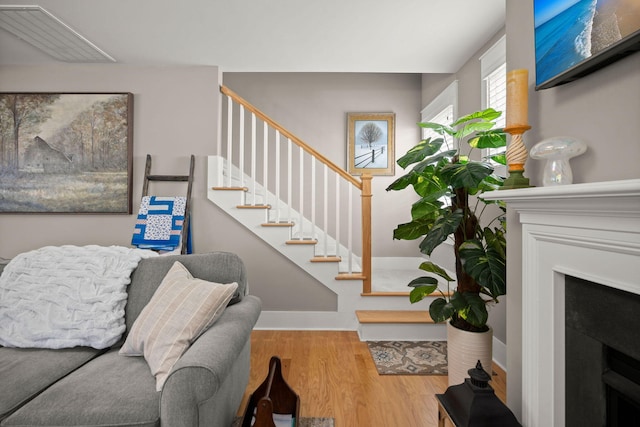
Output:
[335, 176, 340, 262]
[263, 122, 268, 209]
[323, 164, 328, 257]
[311, 159, 316, 242]
[275, 130, 281, 223]
[239, 105, 245, 191]
[226, 96, 233, 187]
[251, 113, 256, 206]
[287, 138, 292, 224]
[348, 183, 353, 274]
[299, 146, 304, 240]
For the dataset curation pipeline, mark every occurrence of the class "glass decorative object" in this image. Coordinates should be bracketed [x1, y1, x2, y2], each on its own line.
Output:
[530, 137, 587, 186]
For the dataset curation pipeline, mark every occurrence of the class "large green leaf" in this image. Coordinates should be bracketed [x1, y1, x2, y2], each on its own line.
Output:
[408, 279, 439, 303]
[418, 122, 455, 137]
[418, 209, 463, 255]
[396, 138, 444, 168]
[440, 162, 493, 189]
[386, 170, 420, 191]
[454, 121, 496, 140]
[419, 261, 455, 282]
[393, 219, 433, 241]
[451, 108, 501, 127]
[476, 174, 504, 193]
[412, 173, 448, 198]
[484, 227, 506, 263]
[468, 129, 506, 149]
[459, 236, 506, 298]
[411, 197, 444, 221]
[429, 297, 455, 323]
[458, 292, 489, 327]
[490, 153, 507, 165]
[412, 150, 457, 173]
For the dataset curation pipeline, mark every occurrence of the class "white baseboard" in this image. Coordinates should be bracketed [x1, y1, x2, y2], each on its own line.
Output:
[254, 310, 357, 331]
[492, 336, 507, 372]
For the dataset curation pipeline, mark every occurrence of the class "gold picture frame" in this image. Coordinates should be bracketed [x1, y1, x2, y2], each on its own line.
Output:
[347, 112, 395, 176]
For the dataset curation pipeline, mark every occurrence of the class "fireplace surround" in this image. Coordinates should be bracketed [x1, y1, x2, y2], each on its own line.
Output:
[484, 179, 640, 426]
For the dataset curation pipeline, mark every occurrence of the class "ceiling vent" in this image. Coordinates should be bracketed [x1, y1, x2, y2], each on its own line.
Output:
[0, 5, 115, 63]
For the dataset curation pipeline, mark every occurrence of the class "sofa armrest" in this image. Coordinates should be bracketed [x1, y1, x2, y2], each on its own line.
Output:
[160, 295, 261, 427]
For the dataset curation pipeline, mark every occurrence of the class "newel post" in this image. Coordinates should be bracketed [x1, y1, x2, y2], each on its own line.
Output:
[361, 173, 373, 294]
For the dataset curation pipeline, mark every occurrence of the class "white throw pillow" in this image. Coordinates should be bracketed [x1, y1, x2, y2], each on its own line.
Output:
[119, 261, 238, 391]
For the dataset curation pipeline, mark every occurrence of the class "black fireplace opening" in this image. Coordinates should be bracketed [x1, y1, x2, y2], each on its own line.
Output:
[604, 347, 640, 426]
[565, 276, 640, 427]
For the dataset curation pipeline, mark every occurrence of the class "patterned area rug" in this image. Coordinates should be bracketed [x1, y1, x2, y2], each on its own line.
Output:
[367, 340, 448, 375]
[232, 417, 334, 427]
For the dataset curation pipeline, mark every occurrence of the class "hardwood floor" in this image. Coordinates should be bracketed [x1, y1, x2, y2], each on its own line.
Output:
[238, 330, 507, 427]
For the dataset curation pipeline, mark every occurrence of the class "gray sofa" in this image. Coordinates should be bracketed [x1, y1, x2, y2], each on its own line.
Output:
[0, 251, 262, 427]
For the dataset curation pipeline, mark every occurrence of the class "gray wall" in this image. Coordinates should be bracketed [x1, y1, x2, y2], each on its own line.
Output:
[506, 2, 640, 419]
[0, 64, 336, 312]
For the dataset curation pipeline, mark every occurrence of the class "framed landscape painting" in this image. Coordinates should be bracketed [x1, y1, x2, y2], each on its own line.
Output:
[0, 93, 133, 213]
[347, 112, 395, 176]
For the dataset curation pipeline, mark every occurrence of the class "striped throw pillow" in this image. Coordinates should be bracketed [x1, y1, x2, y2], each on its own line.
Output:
[119, 261, 238, 391]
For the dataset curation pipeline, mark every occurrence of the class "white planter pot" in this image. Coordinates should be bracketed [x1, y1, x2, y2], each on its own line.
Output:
[446, 321, 493, 387]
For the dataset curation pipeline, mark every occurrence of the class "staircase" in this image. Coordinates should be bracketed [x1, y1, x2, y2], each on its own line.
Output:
[208, 85, 448, 341]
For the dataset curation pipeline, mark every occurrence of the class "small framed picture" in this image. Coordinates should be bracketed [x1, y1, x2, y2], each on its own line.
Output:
[347, 112, 395, 176]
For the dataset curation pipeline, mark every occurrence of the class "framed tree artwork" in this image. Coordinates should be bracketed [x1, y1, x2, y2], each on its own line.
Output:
[0, 92, 133, 213]
[347, 112, 395, 176]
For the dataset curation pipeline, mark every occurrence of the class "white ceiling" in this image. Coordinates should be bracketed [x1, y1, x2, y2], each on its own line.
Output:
[0, 0, 506, 73]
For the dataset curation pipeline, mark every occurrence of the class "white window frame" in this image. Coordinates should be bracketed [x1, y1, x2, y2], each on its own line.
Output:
[480, 35, 506, 176]
[421, 80, 458, 150]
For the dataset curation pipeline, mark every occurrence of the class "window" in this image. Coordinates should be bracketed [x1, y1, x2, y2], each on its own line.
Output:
[480, 35, 506, 175]
[421, 80, 458, 151]
[420, 80, 458, 212]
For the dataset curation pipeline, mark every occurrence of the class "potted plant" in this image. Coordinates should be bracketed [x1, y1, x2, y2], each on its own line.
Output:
[385, 108, 507, 385]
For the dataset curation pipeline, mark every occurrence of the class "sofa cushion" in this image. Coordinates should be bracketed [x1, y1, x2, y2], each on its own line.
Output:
[0, 346, 102, 421]
[125, 252, 247, 334]
[120, 261, 238, 391]
[1, 348, 160, 427]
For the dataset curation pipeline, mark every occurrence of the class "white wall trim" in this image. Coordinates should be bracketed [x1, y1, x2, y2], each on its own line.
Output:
[421, 80, 458, 121]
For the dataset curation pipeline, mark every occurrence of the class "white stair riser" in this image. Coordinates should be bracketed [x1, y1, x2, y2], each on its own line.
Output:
[357, 323, 447, 341]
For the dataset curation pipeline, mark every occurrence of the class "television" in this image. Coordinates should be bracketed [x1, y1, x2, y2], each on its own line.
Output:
[534, 0, 640, 90]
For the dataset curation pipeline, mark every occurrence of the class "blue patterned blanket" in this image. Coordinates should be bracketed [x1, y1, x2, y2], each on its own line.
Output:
[132, 196, 189, 252]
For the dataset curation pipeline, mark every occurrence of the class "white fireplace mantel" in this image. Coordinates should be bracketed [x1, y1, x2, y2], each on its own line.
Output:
[483, 179, 640, 426]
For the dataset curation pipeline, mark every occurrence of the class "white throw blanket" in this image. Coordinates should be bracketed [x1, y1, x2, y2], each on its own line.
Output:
[0, 245, 157, 349]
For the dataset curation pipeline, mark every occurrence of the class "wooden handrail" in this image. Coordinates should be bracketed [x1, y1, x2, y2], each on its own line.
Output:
[221, 84, 372, 294]
[221, 85, 362, 190]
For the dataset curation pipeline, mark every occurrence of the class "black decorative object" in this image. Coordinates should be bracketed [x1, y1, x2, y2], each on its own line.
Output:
[436, 361, 521, 427]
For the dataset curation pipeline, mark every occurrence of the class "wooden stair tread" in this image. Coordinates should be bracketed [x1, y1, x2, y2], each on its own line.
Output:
[361, 291, 411, 297]
[361, 290, 453, 297]
[356, 310, 435, 324]
[335, 273, 366, 280]
[212, 186, 248, 191]
[310, 256, 341, 263]
[237, 204, 271, 209]
[286, 239, 318, 245]
[262, 222, 294, 227]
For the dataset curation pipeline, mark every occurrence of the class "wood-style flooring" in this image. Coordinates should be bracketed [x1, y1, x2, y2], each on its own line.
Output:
[238, 330, 507, 427]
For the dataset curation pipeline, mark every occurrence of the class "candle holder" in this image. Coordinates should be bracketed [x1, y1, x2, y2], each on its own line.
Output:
[501, 124, 532, 190]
